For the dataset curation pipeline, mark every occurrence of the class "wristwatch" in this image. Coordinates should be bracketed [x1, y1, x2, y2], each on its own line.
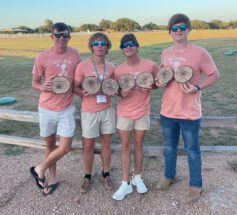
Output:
[195, 85, 201, 91]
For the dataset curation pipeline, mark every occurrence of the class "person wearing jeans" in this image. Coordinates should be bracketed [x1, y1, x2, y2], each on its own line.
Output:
[156, 14, 220, 203]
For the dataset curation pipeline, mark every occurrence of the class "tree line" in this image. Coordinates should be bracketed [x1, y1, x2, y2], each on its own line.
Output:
[4, 18, 237, 34]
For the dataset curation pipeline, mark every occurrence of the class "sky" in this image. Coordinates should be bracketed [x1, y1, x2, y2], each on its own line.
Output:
[1, 0, 237, 29]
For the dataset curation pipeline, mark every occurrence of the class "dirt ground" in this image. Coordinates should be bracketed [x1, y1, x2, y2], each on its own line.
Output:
[0, 147, 237, 215]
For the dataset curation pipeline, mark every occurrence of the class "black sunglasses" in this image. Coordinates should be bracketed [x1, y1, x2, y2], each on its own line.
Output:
[53, 33, 70, 39]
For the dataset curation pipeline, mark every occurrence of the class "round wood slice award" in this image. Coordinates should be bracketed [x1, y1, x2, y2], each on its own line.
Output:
[82, 76, 101, 94]
[156, 67, 174, 84]
[51, 76, 70, 94]
[118, 74, 135, 91]
[174, 66, 193, 83]
[102, 78, 119, 96]
[136, 72, 154, 88]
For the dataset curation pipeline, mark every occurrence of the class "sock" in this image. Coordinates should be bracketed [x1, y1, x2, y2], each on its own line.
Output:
[102, 171, 110, 178]
[84, 174, 91, 180]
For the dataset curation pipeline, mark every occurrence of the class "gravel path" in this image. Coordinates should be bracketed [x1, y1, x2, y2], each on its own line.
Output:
[0, 148, 237, 215]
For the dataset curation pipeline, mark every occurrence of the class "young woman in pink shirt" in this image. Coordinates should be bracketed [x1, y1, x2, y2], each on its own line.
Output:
[113, 34, 158, 200]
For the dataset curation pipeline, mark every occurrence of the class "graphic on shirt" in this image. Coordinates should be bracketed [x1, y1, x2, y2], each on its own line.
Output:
[169, 57, 186, 71]
[54, 59, 72, 76]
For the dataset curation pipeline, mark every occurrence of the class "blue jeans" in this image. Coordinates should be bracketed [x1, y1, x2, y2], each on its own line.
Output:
[160, 115, 202, 188]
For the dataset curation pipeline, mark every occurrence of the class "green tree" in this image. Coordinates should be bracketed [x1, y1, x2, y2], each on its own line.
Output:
[79, 24, 98, 32]
[113, 18, 140, 31]
[99, 19, 112, 31]
[142, 22, 159, 30]
[191, 20, 209, 29]
[209, 19, 229, 29]
[229, 20, 237, 29]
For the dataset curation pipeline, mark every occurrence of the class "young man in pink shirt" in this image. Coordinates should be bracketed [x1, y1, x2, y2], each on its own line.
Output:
[156, 14, 220, 203]
[112, 34, 158, 200]
[74, 33, 116, 193]
[30, 23, 81, 195]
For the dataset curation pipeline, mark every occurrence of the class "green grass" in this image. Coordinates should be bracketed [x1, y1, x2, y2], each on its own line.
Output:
[0, 144, 26, 156]
[0, 38, 237, 155]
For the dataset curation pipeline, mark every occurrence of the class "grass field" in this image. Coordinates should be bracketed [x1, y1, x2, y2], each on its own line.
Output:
[0, 31, 237, 155]
[1, 29, 237, 57]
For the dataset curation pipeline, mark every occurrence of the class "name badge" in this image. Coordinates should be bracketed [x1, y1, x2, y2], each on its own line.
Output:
[96, 95, 107, 103]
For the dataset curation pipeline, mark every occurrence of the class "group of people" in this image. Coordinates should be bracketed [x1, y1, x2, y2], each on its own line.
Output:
[30, 13, 220, 203]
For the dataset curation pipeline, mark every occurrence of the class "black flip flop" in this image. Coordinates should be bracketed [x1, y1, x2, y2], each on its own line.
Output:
[42, 182, 59, 196]
[30, 166, 45, 189]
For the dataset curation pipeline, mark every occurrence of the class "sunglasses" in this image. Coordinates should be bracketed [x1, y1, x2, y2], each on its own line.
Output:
[171, 24, 188, 32]
[92, 41, 107, 47]
[53, 33, 70, 39]
[121, 41, 137, 49]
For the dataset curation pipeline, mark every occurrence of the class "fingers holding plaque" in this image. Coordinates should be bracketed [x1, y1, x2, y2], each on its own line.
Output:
[136, 72, 154, 88]
[52, 76, 70, 94]
[102, 78, 119, 96]
[174, 66, 193, 83]
[82, 76, 101, 95]
[118, 74, 135, 91]
[156, 67, 173, 84]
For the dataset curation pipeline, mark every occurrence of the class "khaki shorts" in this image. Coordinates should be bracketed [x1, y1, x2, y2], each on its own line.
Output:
[116, 115, 150, 131]
[81, 107, 116, 138]
[38, 105, 76, 138]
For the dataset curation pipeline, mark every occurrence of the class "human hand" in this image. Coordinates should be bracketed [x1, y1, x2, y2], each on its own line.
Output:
[180, 82, 199, 94]
[42, 80, 53, 92]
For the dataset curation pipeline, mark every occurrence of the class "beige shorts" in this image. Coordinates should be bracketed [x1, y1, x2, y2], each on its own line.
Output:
[81, 107, 116, 138]
[116, 115, 150, 131]
[38, 105, 76, 138]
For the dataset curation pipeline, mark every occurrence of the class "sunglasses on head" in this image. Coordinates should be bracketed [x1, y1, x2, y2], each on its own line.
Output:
[53, 32, 70, 39]
[121, 41, 137, 49]
[171, 24, 188, 32]
[92, 41, 107, 47]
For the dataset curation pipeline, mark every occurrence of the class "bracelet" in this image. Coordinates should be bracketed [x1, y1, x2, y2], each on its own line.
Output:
[195, 85, 201, 91]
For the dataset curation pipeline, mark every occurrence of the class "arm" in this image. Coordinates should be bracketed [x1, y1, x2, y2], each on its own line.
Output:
[32, 76, 53, 93]
[180, 71, 220, 94]
[73, 79, 84, 97]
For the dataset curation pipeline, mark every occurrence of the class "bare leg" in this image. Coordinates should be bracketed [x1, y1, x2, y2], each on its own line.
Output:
[119, 129, 132, 181]
[100, 134, 112, 172]
[133, 130, 146, 175]
[35, 136, 72, 180]
[82, 137, 95, 174]
[44, 134, 57, 184]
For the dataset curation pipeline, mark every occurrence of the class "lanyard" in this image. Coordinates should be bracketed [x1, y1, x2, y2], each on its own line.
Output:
[91, 57, 106, 81]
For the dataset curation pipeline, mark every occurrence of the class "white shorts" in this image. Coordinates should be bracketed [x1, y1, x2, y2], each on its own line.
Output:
[116, 115, 150, 131]
[38, 105, 76, 138]
[81, 107, 116, 138]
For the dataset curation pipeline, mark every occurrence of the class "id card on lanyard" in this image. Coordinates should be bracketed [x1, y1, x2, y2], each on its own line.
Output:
[92, 58, 107, 103]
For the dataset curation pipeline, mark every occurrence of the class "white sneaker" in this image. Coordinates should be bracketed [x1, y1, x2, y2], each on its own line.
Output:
[112, 180, 133, 200]
[131, 174, 148, 194]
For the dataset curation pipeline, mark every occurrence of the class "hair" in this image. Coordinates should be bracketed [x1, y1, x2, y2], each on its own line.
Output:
[120, 33, 139, 49]
[168, 13, 192, 33]
[88, 32, 112, 53]
[51, 22, 70, 35]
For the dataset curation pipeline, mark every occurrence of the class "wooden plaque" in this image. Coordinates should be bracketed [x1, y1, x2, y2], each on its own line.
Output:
[136, 72, 154, 88]
[118, 74, 135, 91]
[156, 67, 174, 84]
[82, 76, 101, 94]
[174, 66, 193, 83]
[51, 76, 70, 94]
[102, 78, 119, 96]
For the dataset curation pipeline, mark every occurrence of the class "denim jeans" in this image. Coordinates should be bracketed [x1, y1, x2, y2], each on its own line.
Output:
[160, 114, 202, 188]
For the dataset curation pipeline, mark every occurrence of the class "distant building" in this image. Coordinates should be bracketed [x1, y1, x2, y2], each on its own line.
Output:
[0, 28, 29, 34]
